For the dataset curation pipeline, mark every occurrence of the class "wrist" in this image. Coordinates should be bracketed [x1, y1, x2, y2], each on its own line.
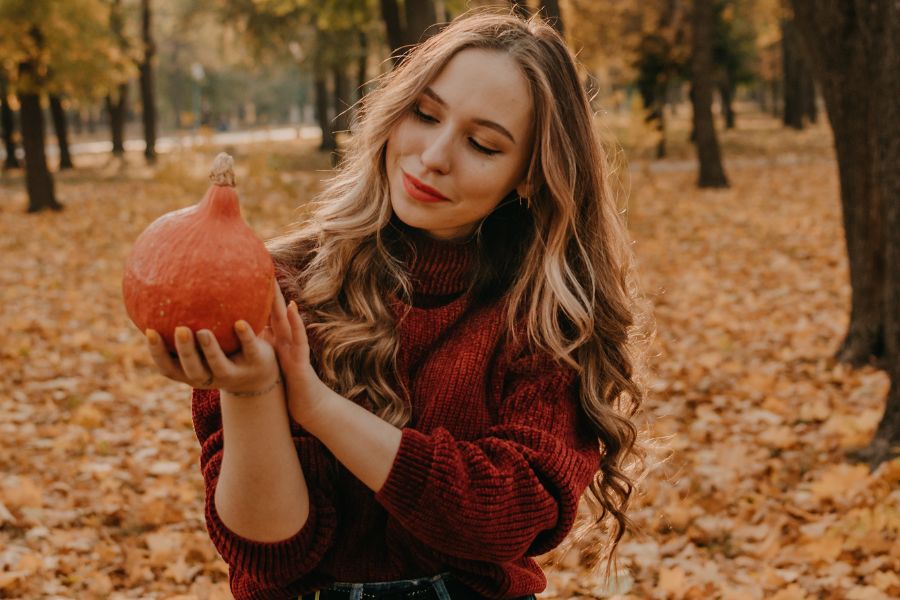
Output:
[223, 377, 283, 398]
[288, 378, 333, 430]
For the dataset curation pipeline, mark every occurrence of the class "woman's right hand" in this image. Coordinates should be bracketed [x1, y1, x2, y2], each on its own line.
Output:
[145, 320, 282, 396]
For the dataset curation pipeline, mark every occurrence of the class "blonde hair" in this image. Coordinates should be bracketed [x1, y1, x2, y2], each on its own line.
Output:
[268, 8, 648, 575]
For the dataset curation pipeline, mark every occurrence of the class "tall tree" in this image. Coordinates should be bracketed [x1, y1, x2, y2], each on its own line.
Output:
[0, 77, 20, 170]
[790, 0, 900, 466]
[107, 0, 128, 157]
[49, 94, 74, 169]
[139, 0, 158, 163]
[17, 25, 61, 212]
[781, 18, 812, 130]
[691, 0, 728, 187]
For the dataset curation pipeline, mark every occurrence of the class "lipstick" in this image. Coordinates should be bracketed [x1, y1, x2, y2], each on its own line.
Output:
[403, 172, 449, 203]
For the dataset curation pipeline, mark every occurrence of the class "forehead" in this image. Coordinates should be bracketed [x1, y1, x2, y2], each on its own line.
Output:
[425, 48, 532, 132]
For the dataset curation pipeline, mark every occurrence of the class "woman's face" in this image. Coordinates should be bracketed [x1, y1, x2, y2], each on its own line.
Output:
[385, 48, 534, 241]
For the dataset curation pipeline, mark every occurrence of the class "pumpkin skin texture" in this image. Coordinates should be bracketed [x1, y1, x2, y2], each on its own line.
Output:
[122, 153, 274, 355]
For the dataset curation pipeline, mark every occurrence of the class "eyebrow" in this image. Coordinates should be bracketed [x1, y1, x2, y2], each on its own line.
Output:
[422, 87, 517, 144]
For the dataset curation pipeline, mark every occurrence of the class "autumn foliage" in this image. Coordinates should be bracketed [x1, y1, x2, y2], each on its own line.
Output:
[1, 118, 898, 598]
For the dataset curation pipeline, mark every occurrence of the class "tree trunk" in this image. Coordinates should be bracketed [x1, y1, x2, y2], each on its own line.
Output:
[357, 30, 368, 102]
[782, 19, 806, 130]
[791, 0, 899, 466]
[333, 65, 351, 133]
[1, 78, 20, 169]
[106, 83, 128, 156]
[803, 70, 818, 124]
[108, 0, 128, 157]
[540, 0, 564, 35]
[49, 94, 73, 169]
[719, 79, 735, 129]
[380, 0, 404, 56]
[18, 25, 60, 212]
[691, 0, 728, 188]
[380, 0, 438, 62]
[19, 93, 61, 212]
[315, 72, 335, 152]
[868, 0, 900, 464]
[139, 0, 157, 163]
[405, 0, 438, 45]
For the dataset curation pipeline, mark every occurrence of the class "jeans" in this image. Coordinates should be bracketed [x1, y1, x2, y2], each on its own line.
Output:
[303, 571, 538, 600]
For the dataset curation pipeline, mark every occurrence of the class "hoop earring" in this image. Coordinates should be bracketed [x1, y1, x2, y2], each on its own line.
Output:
[518, 195, 531, 210]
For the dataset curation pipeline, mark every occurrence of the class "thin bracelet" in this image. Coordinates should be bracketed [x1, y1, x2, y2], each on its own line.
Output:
[224, 378, 282, 398]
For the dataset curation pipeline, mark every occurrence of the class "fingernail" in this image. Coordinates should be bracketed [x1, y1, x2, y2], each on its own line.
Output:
[197, 330, 211, 346]
[288, 301, 297, 312]
[146, 329, 158, 345]
[235, 321, 249, 335]
[176, 327, 190, 343]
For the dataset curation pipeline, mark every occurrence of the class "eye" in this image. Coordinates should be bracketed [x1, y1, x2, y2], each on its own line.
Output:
[412, 104, 438, 123]
[469, 139, 500, 156]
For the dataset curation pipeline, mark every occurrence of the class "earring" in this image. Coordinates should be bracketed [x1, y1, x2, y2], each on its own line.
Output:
[518, 195, 531, 209]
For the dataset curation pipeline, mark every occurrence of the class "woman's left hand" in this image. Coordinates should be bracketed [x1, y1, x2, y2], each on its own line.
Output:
[269, 281, 329, 427]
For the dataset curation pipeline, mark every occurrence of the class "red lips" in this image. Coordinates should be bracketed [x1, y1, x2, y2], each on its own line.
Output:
[402, 172, 449, 203]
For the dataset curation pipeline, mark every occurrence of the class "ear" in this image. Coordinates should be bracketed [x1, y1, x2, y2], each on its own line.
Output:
[515, 180, 528, 198]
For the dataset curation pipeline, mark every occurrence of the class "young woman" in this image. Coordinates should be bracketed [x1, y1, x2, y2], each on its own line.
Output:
[146, 9, 645, 600]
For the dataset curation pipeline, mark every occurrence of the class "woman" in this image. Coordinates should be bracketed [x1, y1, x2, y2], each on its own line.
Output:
[146, 9, 645, 600]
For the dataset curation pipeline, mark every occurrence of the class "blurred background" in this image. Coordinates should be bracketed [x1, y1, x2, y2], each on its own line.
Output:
[1, 1, 898, 599]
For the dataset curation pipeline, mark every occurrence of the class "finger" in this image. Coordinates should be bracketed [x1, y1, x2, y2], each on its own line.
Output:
[270, 281, 292, 342]
[286, 301, 308, 346]
[196, 329, 234, 381]
[174, 326, 212, 384]
[146, 329, 189, 382]
[234, 320, 262, 362]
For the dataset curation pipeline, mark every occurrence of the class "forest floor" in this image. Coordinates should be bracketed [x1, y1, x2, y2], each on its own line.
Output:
[0, 108, 897, 599]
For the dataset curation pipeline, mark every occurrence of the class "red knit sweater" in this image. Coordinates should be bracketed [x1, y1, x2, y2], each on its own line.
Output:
[191, 231, 600, 600]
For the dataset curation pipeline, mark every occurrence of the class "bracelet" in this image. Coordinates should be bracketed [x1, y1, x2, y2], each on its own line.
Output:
[224, 378, 282, 398]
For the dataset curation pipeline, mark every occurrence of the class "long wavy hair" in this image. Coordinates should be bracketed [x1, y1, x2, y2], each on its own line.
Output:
[268, 8, 649, 575]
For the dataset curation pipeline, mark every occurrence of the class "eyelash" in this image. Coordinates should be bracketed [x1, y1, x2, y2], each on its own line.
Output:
[412, 105, 501, 156]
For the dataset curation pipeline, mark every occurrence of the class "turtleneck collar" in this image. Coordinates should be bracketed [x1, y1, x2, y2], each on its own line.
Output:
[396, 225, 478, 296]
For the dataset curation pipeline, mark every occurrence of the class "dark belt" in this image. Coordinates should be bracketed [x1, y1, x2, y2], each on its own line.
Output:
[299, 576, 487, 600]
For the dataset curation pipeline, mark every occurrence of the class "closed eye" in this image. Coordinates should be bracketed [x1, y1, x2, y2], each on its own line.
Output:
[412, 104, 501, 156]
[412, 104, 438, 123]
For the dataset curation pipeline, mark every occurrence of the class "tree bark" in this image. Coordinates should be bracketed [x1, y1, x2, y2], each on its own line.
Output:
[108, 0, 128, 157]
[315, 72, 335, 152]
[19, 93, 60, 212]
[106, 84, 128, 156]
[1, 78, 20, 169]
[691, 0, 728, 188]
[49, 95, 73, 169]
[139, 0, 157, 163]
[18, 25, 60, 212]
[719, 78, 735, 129]
[803, 69, 818, 124]
[782, 19, 806, 130]
[791, 0, 900, 466]
[792, 1, 885, 368]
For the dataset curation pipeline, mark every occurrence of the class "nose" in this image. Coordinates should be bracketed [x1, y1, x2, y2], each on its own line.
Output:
[420, 128, 452, 174]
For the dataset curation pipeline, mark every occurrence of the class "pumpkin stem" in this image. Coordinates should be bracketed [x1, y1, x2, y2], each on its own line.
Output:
[209, 153, 236, 187]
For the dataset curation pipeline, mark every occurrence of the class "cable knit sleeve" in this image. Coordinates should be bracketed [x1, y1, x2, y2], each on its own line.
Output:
[191, 388, 338, 588]
[372, 350, 600, 564]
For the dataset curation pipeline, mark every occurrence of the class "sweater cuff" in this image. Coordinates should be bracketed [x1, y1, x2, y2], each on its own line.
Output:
[374, 427, 433, 514]
[205, 479, 336, 587]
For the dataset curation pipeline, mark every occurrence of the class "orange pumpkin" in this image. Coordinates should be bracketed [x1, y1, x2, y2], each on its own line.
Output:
[122, 153, 274, 354]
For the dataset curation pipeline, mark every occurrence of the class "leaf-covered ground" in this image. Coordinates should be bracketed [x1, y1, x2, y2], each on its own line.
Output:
[1, 116, 897, 599]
